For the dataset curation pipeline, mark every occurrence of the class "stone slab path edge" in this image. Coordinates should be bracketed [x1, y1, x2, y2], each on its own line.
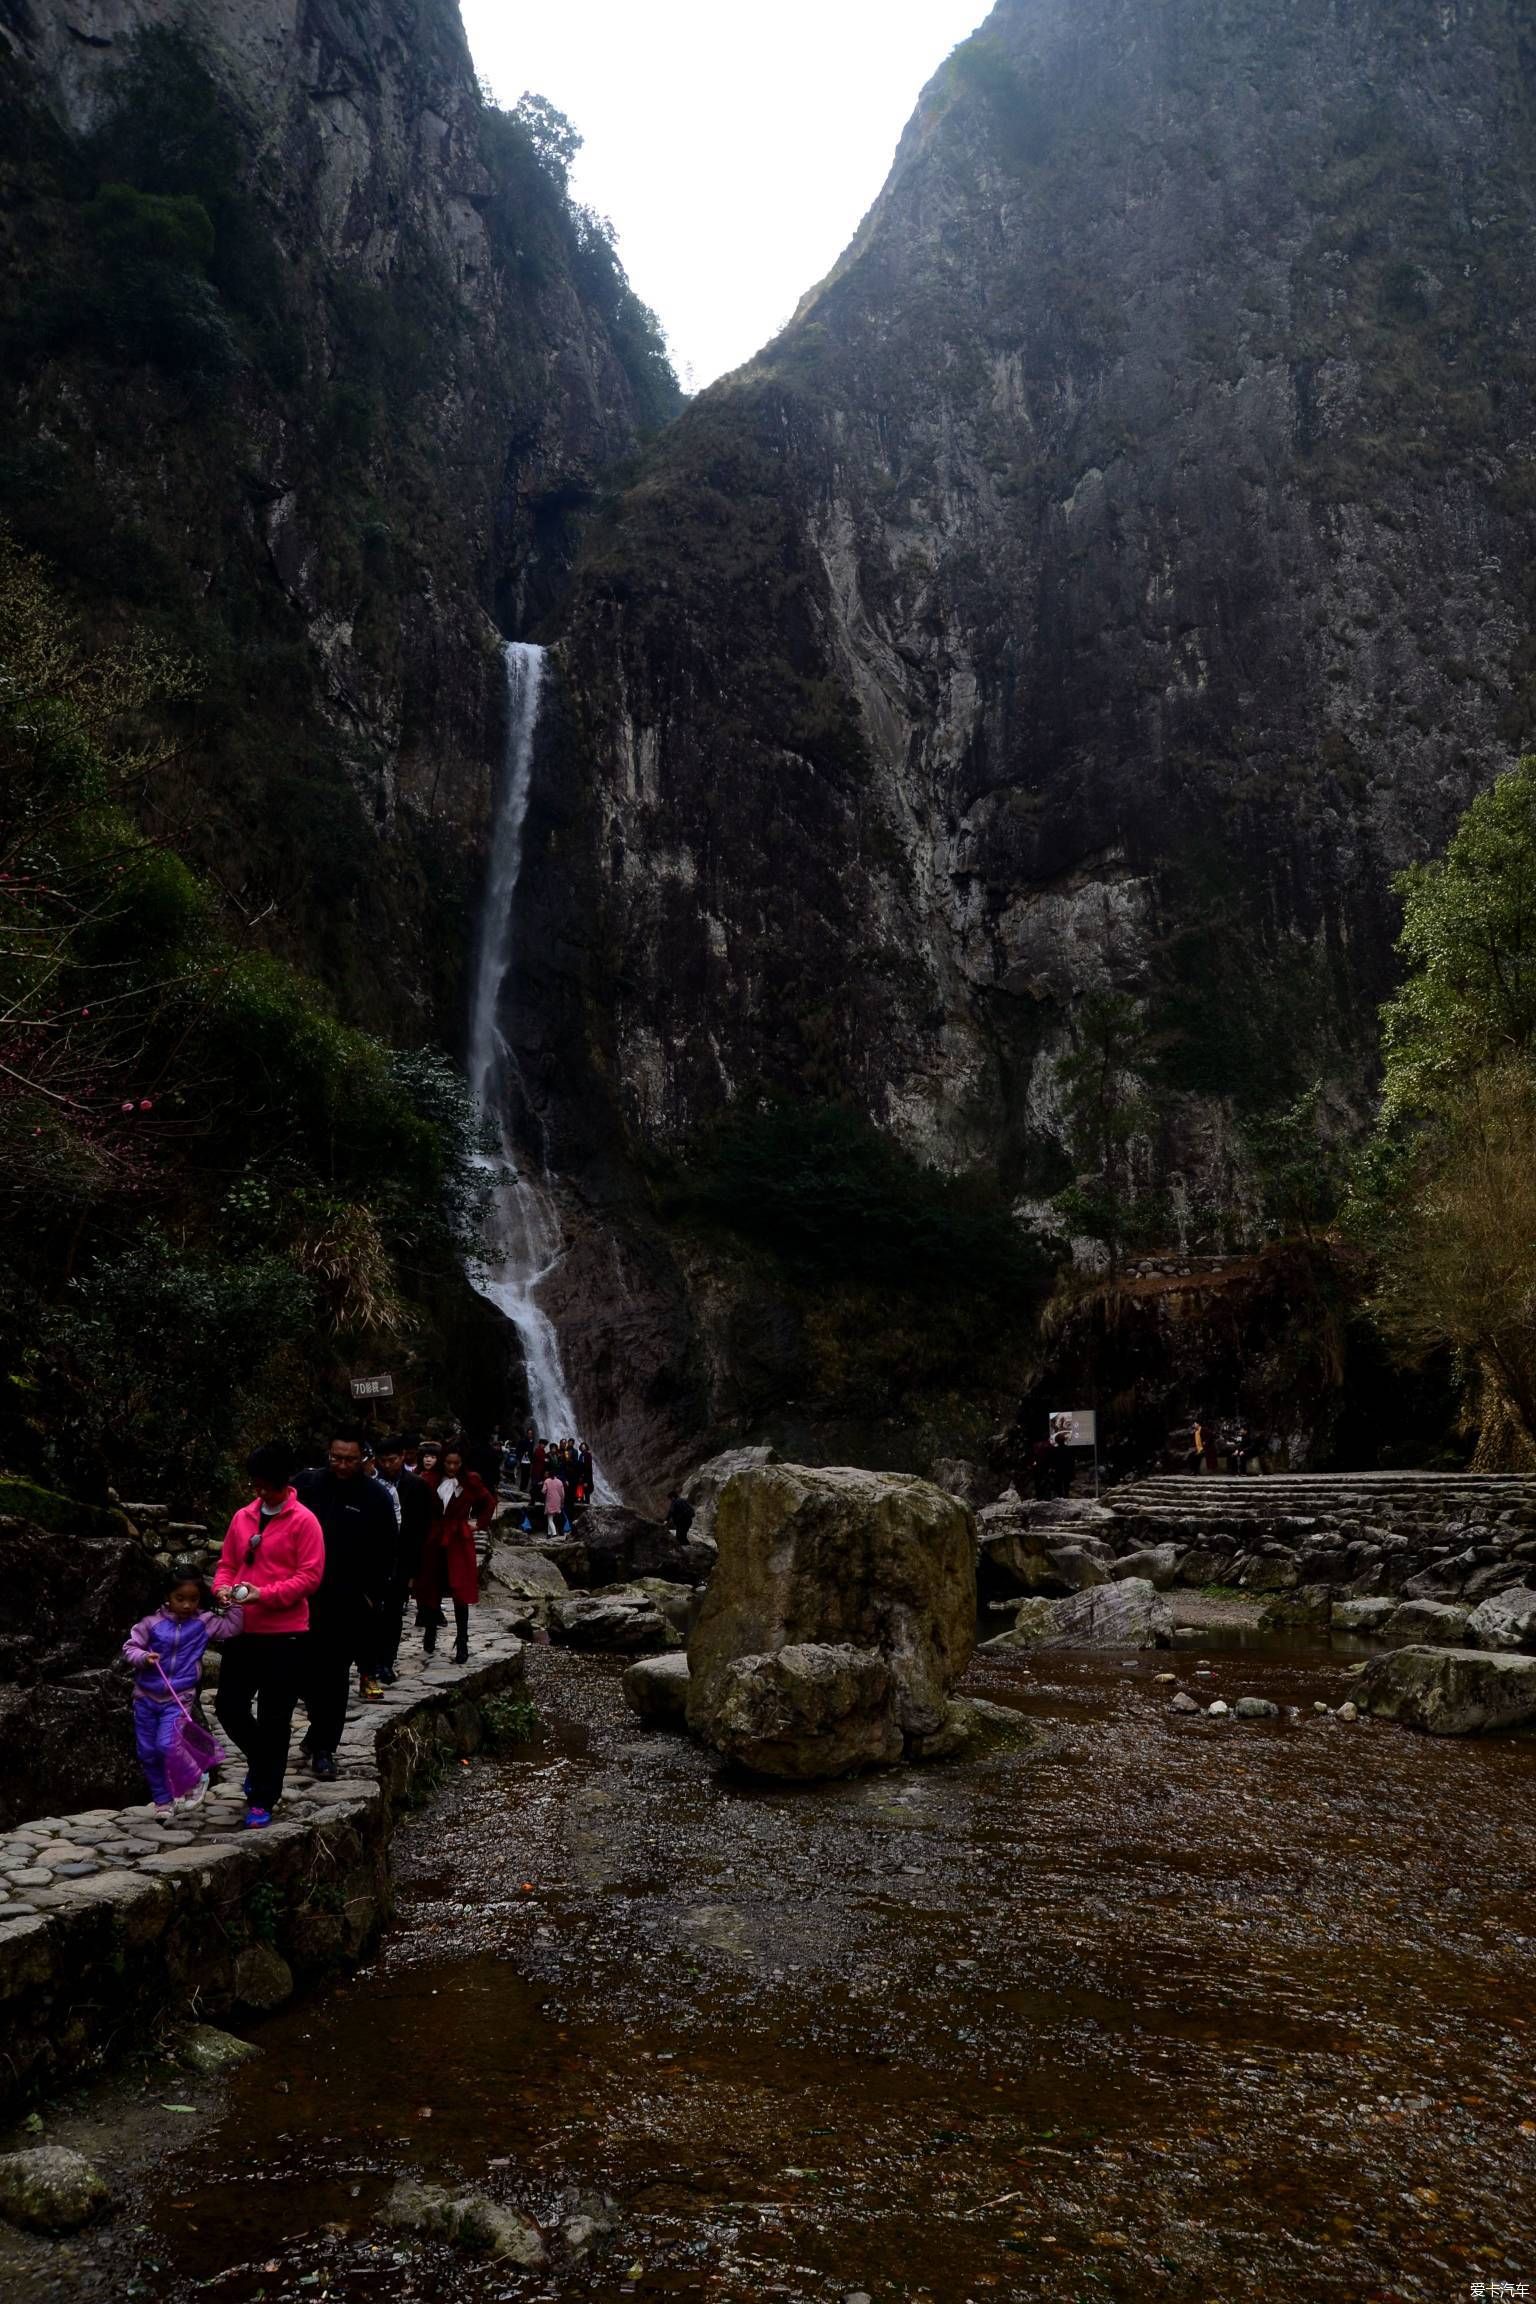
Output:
[0, 1613, 527, 2115]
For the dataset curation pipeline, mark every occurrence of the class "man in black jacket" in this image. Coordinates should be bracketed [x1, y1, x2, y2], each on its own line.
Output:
[375, 1436, 441, 1682]
[666, 1491, 695, 1543]
[296, 1428, 398, 1779]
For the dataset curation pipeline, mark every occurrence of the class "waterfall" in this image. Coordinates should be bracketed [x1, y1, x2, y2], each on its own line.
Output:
[466, 642, 606, 1489]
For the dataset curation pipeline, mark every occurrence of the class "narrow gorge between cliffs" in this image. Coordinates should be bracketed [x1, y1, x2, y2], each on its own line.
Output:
[6, 0, 1536, 2295]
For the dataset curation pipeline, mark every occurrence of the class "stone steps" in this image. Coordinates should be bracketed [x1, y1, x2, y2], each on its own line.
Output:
[1110, 1476, 1536, 1535]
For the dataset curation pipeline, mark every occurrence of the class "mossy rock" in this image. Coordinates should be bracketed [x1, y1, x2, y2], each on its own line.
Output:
[0, 1479, 129, 1540]
[177, 2023, 261, 2077]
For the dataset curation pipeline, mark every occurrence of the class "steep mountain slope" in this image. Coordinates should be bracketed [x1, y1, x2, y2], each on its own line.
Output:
[498, 0, 1536, 1488]
[0, 0, 680, 1499]
[1, 0, 677, 1029]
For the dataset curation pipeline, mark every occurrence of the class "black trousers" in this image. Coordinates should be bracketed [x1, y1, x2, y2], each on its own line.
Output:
[303, 1601, 362, 1757]
[214, 1633, 304, 1810]
[423, 1600, 469, 1652]
[377, 1575, 410, 1673]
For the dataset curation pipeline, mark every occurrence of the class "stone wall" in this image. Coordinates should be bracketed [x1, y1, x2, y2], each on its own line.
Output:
[0, 1613, 525, 2114]
[978, 1475, 1536, 1612]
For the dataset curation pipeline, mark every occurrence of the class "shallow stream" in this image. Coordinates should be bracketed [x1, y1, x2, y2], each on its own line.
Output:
[15, 1640, 1536, 2302]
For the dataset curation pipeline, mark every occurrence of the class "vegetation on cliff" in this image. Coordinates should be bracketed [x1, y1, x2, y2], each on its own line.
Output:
[637, 1103, 1053, 1456]
[0, 531, 488, 1505]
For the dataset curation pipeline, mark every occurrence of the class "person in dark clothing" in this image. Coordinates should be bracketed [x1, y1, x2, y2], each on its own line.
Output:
[375, 1436, 441, 1683]
[1050, 1431, 1073, 1498]
[296, 1427, 399, 1779]
[418, 1442, 494, 1664]
[466, 1432, 502, 1496]
[666, 1491, 695, 1543]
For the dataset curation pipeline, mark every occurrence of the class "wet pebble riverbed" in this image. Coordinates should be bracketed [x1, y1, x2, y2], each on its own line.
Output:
[6, 1639, 1536, 2303]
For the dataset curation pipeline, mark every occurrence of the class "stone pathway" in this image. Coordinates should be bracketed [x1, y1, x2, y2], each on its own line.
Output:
[0, 1606, 527, 2112]
[0, 1616, 525, 1924]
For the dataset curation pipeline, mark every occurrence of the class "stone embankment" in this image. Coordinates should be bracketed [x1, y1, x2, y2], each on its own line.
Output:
[976, 1474, 1536, 1731]
[0, 1606, 526, 2115]
[980, 1474, 1536, 1610]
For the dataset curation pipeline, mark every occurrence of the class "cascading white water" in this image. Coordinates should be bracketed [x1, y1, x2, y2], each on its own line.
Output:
[466, 643, 607, 1488]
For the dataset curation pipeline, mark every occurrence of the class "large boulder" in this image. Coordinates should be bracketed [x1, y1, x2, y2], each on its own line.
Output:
[580, 1506, 713, 1590]
[178, 2024, 262, 2077]
[233, 1942, 294, 2012]
[908, 1695, 1040, 1761]
[1355, 1645, 1536, 1735]
[485, 1546, 570, 1631]
[1109, 1544, 1181, 1590]
[1465, 1586, 1536, 1653]
[551, 1590, 679, 1655]
[975, 1525, 1066, 1598]
[685, 1463, 975, 1776]
[975, 1497, 1115, 1597]
[1331, 1596, 1397, 1637]
[1463, 1559, 1529, 1603]
[1046, 1544, 1109, 1592]
[1381, 1598, 1471, 1648]
[681, 1446, 777, 1547]
[985, 1578, 1172, 1652]
[930, 1458, 993, 1508]
[621, 1577, 695, 1633]
[702, 1643, 902, 1778]
[1236, 1552, 1301, 1594]
[0, 2146, 112, 2234]
[622, 1652, 692, 1729]
[1173, 1543, 1238, 1587]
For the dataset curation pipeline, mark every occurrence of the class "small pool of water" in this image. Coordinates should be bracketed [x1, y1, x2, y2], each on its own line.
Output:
[16, 1638, 1536, 2303]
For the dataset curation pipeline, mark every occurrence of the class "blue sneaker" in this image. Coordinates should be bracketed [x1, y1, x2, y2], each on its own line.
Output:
[243, 1805, 272, 1831]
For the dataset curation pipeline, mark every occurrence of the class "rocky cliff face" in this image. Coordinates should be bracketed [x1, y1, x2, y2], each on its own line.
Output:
[507, 0, 1536, 1490]
[0, 0, 676, 1030]
[9, 0, 1536, 1498]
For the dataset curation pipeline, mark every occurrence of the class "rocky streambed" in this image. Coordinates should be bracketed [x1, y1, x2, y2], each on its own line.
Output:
[5, 1635, 1535, 2303]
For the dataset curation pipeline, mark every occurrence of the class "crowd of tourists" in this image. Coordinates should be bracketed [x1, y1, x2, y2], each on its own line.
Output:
[121, 1420, 595, 1833]
[500, 1428, 595, 1536]
[1183, 1418, 1287, 1474]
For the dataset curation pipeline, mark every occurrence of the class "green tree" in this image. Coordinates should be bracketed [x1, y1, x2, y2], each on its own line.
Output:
[1358, 758, 1536, 1454]
[513, 93, 582, 184]
[1380, 756, 1536, 1118]
[1367, 1065, 1536, 1449]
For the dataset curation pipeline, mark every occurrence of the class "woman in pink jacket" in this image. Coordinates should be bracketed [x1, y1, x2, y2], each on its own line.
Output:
[210, 1439, 324, 1830]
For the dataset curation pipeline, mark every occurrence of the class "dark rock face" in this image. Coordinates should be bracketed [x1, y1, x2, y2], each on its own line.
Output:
[0, 0, 677, 1034]
[577, 1506, 712, 1590]
[0, 1519, 161, 1828]
[518, 0, 1536, 1472]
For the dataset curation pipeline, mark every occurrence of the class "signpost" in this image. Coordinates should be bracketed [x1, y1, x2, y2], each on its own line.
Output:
[349, 1374, 395, 1403]
[1049, 1408, 1100, 1497]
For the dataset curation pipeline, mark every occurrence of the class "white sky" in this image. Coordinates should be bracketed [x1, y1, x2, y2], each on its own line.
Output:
[458, 0, 991, 389]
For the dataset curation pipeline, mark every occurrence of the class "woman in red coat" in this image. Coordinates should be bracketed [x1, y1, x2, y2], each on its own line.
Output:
[418, 1441, 495, 1665]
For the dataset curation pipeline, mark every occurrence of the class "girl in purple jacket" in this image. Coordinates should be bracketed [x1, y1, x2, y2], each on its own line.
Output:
[122, 1573, 243, 1812]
